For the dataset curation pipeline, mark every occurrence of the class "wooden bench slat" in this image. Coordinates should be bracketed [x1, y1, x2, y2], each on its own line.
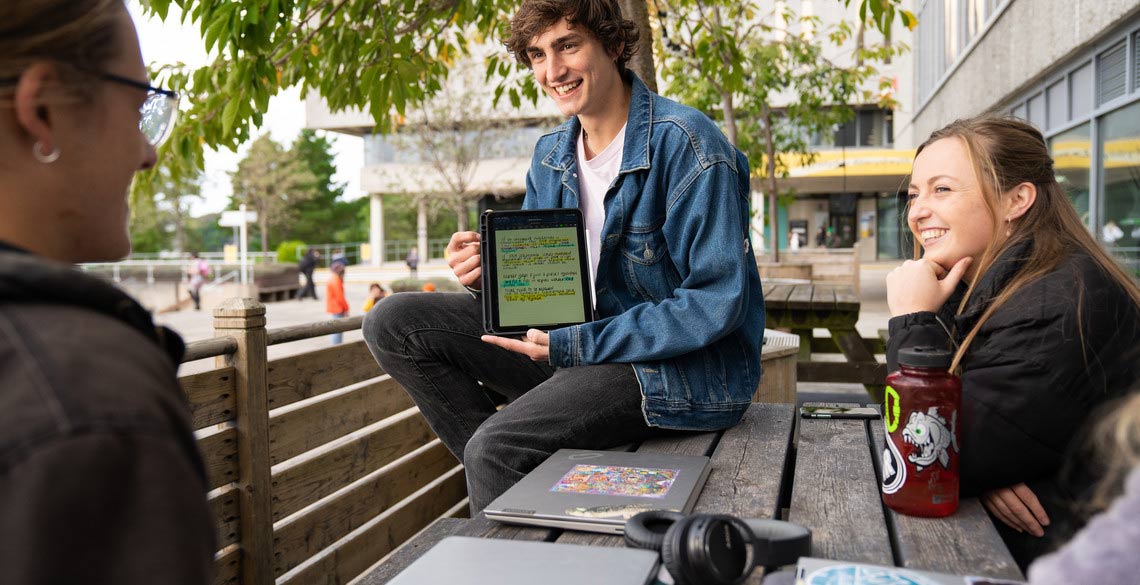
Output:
[267, 341, 384, 409]
[765, 284, 795, 304]
[697, 403, 794, 520]
[786, 284, 815, 312]
[797, 362, 888, 386]
[268, 376, 413, 465]
[810, 285, 836, 312]
[354, 518, 470, 585]
[273, 441, 461, 576]
[277, 468, 468, 585]
[213, 544, 240, 585]
[790, 416, 894, 565]
[180, 366, 236, 430]
[197, 425, 237, 490]
[271, 408, 437, 521]
[208, 484, 240, 549]
[868, 430, 1024, 580]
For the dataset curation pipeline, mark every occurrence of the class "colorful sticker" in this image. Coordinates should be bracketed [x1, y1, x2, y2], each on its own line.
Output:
[805, 564, 941, 585]
[902, 407, 958, 472]
[551, 464, 679, 499]
[884, 385, 901, 433]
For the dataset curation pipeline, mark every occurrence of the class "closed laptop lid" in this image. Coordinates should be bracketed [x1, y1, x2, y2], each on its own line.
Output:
[387, 536, 660, 585]
[484, 448, 712, 534]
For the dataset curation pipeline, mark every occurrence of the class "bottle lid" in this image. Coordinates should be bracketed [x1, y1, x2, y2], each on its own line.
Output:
[898, 346, 953, 368]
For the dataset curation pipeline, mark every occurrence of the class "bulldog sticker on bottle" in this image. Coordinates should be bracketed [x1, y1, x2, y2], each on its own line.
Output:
[881, 347, 962, 517]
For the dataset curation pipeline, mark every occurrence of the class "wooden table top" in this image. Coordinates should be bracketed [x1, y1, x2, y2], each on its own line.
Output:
[361, 402, 1024, 584]
[764, 283, 860, 313]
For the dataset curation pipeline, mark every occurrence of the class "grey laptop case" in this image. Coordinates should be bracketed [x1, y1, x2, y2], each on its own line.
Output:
[387, 536, 660, 585]
[483, 448, 713, 534]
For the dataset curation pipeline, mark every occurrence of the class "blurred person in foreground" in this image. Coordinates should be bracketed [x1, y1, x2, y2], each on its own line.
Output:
[0, 1, 214, 583]
[886, 116, 1140, 568]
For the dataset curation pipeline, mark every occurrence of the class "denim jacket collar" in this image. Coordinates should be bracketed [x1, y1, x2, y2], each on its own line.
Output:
[540, 71, 653, 175]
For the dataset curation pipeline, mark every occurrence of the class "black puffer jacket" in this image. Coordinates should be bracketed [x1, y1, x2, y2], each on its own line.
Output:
[887, 239, 1140, 568]
[0, 246, 215, 584]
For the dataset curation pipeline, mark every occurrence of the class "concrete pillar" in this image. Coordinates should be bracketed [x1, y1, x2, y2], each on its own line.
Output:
[369, 193, 384, 267]
[417, 197, 428, 262]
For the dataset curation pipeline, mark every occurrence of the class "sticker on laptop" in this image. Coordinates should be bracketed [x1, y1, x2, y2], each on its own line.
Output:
[804, 564, 940, 585]
[551, 464, 679, 498]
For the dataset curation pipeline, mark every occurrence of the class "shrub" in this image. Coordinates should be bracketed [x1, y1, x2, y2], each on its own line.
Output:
[276, 240, 306, 264]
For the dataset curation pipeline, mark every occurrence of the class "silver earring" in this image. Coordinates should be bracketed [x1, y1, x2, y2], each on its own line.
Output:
[1005, 217, 1012, 238]
[33, 141, 60, 164]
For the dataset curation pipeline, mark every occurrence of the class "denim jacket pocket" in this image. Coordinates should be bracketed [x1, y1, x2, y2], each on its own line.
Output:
[621, 226, 681, 303]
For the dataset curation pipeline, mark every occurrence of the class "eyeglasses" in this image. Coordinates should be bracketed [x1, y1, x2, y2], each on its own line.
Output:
[99, 72, 180, 147]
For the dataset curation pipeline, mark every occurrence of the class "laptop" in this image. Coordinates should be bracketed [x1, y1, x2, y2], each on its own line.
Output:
[483, 448, 713, 534]
[796, 557, 1025, 584]
[387, 536, 660, 585]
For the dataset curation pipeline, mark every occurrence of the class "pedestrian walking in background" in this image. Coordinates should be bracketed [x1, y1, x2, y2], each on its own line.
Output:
[186, 251, 208, 311]
[405, 247, 418, 278]
[326, 260, 349, 344]
[298, 248, 319, 300]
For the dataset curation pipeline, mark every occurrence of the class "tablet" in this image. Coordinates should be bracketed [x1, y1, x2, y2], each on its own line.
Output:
[479, 209, 594, 335]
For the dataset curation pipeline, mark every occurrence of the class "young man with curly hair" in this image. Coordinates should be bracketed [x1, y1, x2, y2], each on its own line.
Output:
[363, 0, 763, 512]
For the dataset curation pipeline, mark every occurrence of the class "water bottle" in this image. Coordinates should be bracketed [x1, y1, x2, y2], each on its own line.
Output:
[880, 346, 961, 517]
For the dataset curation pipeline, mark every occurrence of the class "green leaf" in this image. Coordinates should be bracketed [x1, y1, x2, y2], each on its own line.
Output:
[221, 98, 240, 137]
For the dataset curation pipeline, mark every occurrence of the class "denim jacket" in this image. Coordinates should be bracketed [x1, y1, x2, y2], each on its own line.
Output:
[528, 73, 765, 430]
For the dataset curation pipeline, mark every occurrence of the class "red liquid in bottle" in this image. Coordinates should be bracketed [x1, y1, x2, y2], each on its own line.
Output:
[881, 346, 961, 517]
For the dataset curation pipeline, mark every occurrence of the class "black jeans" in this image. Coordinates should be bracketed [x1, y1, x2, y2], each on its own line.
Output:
[363, 292, 671, 512]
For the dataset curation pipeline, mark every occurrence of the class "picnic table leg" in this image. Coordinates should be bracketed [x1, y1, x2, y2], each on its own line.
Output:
[792, 328, 812, 361]
[830, 328, 886, 403]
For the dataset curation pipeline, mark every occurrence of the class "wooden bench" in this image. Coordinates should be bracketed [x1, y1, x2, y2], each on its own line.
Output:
[359, 402, 1024, 584]
[758, 244, 861, 296]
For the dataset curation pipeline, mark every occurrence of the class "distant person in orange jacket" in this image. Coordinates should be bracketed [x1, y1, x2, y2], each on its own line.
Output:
[326, 260, 349, 344]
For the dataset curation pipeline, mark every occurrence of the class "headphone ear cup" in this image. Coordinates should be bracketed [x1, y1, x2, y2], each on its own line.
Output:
[661, 515, 700, 585]
[624, 510, 685, 551]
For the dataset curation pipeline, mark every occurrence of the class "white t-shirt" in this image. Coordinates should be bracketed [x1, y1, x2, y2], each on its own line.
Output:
[576, 124, 626, 295]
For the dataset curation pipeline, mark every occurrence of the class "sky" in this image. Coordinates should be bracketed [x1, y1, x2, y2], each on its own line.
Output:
[127, 2, 364, 218]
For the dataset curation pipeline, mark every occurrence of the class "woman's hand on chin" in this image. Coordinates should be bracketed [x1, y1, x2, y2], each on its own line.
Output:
[886, 256, 972, 317]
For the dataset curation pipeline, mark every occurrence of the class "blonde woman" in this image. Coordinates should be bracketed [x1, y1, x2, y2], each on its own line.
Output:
[1027, 391, 1140, 584]
[0, 1, 213, 583]
[886, 116, 1140, 567]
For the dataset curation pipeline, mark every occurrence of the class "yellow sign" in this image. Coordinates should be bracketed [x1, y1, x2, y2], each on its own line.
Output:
[360, 243, 372, 261]
[223, 244, 237, 263]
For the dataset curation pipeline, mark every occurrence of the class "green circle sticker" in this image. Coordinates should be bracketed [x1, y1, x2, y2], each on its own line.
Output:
[884, 385, 901, 433]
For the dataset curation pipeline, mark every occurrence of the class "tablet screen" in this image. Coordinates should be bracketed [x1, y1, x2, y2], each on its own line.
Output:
[482, 209, 593, 334]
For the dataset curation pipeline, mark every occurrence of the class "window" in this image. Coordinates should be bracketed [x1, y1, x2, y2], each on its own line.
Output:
[1011, 102, 1027, 120]
[1028, 92, 1046, 130]
[1099, 100, 1140, 275]
[1048, 123, 1091, 227]
[1047, 80, 1067, 129]
[1134, 31, 1140, 91]
[1071, 61, 1094, 119]
[1096, 41, 1127, 106]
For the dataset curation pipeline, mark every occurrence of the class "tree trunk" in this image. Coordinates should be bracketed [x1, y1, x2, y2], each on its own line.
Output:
[721, 90, 737, 146]
[763, 106, 779, 263]
[620, 0, 657, 92]
[456, 200, 468, 233]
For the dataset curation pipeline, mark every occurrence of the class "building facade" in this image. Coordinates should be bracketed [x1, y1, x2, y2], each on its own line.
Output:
[908, 0, 1140, 274]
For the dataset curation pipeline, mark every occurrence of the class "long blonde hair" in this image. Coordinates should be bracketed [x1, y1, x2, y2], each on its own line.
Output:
[1086, 391, 1140, 512]
[909, 116, 1140, 371]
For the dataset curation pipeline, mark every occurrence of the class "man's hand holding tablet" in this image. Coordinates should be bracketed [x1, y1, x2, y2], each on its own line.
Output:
[481, 329, 550, 361]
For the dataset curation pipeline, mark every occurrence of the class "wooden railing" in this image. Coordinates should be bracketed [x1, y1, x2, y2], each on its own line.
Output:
[180, 299, 466, 585]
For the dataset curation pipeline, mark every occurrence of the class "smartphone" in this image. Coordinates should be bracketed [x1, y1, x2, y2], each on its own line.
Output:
[799, 405, 880, 419]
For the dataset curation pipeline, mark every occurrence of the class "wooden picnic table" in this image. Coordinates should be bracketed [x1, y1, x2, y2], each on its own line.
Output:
[359, 402, 1024, 584]
[764, 283, 888, 398]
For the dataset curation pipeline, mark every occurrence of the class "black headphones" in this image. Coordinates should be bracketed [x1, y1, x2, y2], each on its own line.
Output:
[624, 511, 811, 585]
